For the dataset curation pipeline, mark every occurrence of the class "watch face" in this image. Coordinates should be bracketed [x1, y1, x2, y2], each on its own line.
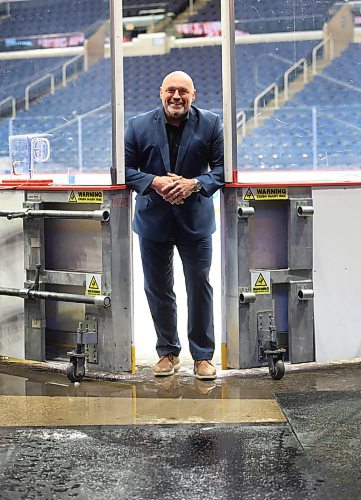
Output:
[195, 181, 202, 191]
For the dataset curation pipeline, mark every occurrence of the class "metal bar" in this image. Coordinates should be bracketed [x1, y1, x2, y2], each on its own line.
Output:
[77, 116, 83, 172]
[110, 0, 125, 185]
[47, 102, 110, 134]
[25, 73, 55, 111]
[0, 209, 110, 221]
[284, 58, 307, 100]
[189, 0, 194, 16]
[0, 96, 16, 118]
[236, 110, 246, 137]
[312, 107, 318, 170]
[62, 54, 83, 87]
[254, 82, 278, 126]
[312, 37, 328, 75]
[0, 287, 111, 308]
[221, 0, 237, 182]
[8, 117, 14, 138]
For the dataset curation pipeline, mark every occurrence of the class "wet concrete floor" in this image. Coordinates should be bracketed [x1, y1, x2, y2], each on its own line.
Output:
[0, 359, 361, 499]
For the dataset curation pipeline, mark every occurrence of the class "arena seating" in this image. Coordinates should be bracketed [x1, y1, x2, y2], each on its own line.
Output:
[238, 43, 361, 170]
[0, 39, 319, 171]
[0, 0, 108, 38]
[0, 38, 320, 171]
[0, 57, 73, 104]
[187, 0, 334, 34]
[0, 0, 190, 38]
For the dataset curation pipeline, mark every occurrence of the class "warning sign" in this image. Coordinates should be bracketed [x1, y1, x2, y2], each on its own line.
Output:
[243, 188, 255, 201]
[68, 191, 104, 203]
[251, 271, 270, 294]
[68, 190, 77, 202]
[86, 274, 102, 296]
[242, 187, 288, 201]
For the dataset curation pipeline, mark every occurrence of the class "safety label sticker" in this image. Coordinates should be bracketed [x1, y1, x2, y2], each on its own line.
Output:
[251, 271, 270, 294]
[86, 274, 102, 296]
[68, 190, 104, 203]
[243, 187, 288, 201]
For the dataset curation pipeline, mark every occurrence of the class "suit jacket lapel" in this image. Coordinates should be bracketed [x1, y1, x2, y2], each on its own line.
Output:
[156, 108, 171, 173]
[175, 107, 197, 174]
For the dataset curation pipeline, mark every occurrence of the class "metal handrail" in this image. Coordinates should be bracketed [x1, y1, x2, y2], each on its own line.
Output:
[25, 73, 55, 111]
[312, 36, 334, 75]
[254, 83, 278, 126]
[284, 58, 307, 100]
[46, 102, 110, 134]
[62, 54, 84, 87]
[0, 96, 16, 118]
[255, 53, 293, 89]
[236, 110, 246, 137]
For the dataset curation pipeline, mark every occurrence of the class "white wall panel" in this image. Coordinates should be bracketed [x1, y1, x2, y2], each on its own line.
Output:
[313, 186, 361, 362]
[0, 190, 25, 358]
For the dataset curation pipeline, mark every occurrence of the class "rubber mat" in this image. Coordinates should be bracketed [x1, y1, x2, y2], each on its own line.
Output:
[0, 424, 327, 499]
[276, 390, 361, 499]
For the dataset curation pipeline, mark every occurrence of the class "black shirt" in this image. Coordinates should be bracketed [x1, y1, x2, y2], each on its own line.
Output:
[164, 113, 188, 172]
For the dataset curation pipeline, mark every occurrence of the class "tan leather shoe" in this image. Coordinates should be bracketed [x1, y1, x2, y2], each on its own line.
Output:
[194, 360, 217, 380]
[153, 354, 180, 376]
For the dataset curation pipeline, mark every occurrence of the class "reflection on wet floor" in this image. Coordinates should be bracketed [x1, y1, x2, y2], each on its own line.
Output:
[1, 359, 361, 426]
[1, 359, 361, 398]
[2, 360, 361, 498]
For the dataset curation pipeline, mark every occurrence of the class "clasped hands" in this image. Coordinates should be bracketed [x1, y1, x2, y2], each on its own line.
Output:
[151, 173, 195, 205]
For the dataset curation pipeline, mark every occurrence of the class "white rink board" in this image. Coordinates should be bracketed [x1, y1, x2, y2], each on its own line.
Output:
[313, 186, 361, 362]
[0, 190, 25, 358]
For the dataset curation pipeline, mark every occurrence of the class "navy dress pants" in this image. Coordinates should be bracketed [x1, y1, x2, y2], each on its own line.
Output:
[139, 235, 214, 360]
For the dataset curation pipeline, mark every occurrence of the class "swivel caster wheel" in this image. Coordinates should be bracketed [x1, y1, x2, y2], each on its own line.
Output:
[269, 359, 285, 380]
[66, 362, 85, 383]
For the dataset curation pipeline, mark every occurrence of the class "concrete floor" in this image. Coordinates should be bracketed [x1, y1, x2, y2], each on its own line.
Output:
[1, 358, 361, 499]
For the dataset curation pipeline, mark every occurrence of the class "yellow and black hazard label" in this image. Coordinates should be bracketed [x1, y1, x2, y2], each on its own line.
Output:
[243, 188, 255, 200]
[251, 271, 270, 294]
[68, 190, 77, 202]
[243, 187, 288, 201]
[68, 191, 104, 203]
[86, 274, 101, 296]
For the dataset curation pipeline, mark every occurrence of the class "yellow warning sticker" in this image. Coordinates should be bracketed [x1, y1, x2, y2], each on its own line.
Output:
[68, 190, 77, 202]
[86, 274, 101, 296]
[243, 187, 288, 201]
[243, 188, 255, 201]
[68, 191, 104, 203]
[251, 271, 271, 294]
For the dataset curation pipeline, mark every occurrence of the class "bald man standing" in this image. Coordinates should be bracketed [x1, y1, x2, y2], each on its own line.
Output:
[125, 71, 224, 380]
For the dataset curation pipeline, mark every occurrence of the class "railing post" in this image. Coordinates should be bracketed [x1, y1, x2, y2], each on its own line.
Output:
[77, 115, 83, 172]
[62, 55, 84, 87]
[8, 117, 14, 138]
[312, 107, 318, 170]
[236, 110, 246, 137]
[0, 96, 16, 118]
[254, 83, 278, 126]
[284, 58, 307, 100]
[312, 36, 334, 75]
[25, 74, 54, 111]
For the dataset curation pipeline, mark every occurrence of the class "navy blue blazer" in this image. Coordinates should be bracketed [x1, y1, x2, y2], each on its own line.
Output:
[125, 105, 224, 242]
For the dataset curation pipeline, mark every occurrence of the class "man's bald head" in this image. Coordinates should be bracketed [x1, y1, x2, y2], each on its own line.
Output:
[161, 71, 195, 91]
[160, 71, 196, 124]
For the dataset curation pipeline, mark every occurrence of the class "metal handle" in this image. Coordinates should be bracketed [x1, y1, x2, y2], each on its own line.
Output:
[0, 209, 110, 221]
[0, 287, 111, 308]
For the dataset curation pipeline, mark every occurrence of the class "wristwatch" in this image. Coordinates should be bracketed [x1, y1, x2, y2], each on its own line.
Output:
[193, 179, 202, 192]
